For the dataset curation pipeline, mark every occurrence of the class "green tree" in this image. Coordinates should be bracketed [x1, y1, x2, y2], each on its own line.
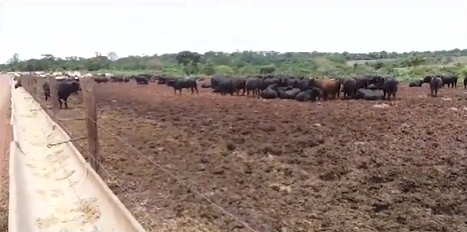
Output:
[3, 48, 467, 81]
[201, 61, 216, 75]
[215, 65, 235, 75]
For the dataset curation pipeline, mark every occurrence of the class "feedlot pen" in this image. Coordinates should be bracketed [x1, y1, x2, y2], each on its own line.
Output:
[27, 82, 467, 232]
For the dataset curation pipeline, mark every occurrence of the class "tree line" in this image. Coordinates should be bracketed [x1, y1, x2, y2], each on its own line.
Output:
[2, 49, 467, 80]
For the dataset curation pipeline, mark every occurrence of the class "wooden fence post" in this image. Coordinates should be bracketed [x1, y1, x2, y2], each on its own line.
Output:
[24, 76, 30, 95]
[18, 76, 25, 89]
[31, 76, 37, 97]
[48, 76, 59, 113]
[34, 76, 42, 101]
[81, 79, 100, 174]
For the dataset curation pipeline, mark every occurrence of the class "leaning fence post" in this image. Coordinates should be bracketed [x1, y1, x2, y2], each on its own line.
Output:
[82, 79, 100, 174]
[48, 76, 59, 113]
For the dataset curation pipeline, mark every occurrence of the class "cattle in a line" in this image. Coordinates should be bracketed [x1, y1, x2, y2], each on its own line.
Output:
[12, 72, 467, 109]
[423, 74, 458, 88]
[188, 74, 409, 102]
[94, 76, 109, 84]
[244, 77, 261, 97]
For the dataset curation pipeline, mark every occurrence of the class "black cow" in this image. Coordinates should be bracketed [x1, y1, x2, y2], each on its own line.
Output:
[275, 86, 301, 100]
[408, 79, 423, 87]
[212, 78, 235, 95]
[244, 77, 261, 98]
[378, 77, 398, 100]
[464, 76, 467, 89]
[43, 80, 81, 109]
[422, 75, 435, 85]
[135, 76, 149, 85]
[211, 75, 229, 89]
[260, 85, 278, 99]
[353, 89, 384, 100]
[14, 80, 22, 89]
[157, 76, 168, 84]
[110, 76, 125, 83]
[442, 75, 457, 88]
[94, 77, 109, 84]
[430, 76, 443, 97]
[295, 88, 321, 102]
[342, 78, 358, 99]
[166, 78, 198, 95]
[231, 77, 246, 95]
[259, 76, 281, 90]
[294, 79, 312, 91]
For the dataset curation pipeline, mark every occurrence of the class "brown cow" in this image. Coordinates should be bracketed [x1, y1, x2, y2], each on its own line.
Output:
[309, 77, 341, 100]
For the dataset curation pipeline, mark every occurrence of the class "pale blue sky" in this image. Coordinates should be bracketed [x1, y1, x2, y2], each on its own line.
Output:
[1, 0, 466, 63]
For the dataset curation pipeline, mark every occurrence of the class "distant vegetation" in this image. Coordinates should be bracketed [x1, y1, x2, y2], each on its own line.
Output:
[3, 49, 467, 81]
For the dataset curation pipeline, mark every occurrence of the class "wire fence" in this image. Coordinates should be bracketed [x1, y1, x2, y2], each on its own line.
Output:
[19, 76, 261, 232]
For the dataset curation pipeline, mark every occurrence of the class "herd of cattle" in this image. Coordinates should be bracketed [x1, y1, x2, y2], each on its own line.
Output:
[10, 72, 466, 109]
[156, 74, 464, 101]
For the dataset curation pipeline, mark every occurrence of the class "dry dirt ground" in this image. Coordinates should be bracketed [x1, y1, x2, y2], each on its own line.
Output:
[0, 113, 11, 232]
[0, 75, 12, 232]
[29, 82, 467, 232]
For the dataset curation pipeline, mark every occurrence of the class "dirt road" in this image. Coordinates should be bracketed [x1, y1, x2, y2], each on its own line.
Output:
[0, 74, 12, 231]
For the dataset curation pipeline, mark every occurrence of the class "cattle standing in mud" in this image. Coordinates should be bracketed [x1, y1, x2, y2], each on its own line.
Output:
[342, 78, 358, 99]
[212, 78, 235, 95]
[166, 78, 199, 95]
[135, 76, 149, 85]
[244, 77, 261, 98]
[464, 76, 467, 89]
[94, 77, 109, 84]
[441, 75, 457, 88]
[380, 77, 399, 100]
[430, 76, 443, 97]
[232, 77, 247, 95]
[43, 80, 81, 109]
[309, 78, 341, 100]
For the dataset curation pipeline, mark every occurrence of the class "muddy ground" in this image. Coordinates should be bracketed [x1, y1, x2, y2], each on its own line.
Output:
[28, 82, 467, 232]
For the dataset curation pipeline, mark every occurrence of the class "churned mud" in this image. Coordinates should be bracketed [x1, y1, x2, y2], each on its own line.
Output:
[33, 82, 467, 232]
